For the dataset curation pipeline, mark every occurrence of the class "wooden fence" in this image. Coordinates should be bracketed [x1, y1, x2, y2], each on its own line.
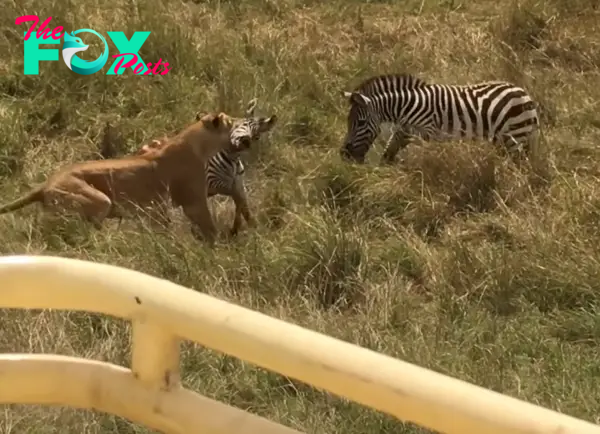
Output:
[0, 255, 599, 434]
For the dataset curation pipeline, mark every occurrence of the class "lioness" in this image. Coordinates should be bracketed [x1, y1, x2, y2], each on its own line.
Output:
[0, 112, 241, 245]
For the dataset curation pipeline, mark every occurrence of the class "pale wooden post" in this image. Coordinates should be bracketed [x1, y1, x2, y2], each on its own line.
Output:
[131, 319, 181, 391]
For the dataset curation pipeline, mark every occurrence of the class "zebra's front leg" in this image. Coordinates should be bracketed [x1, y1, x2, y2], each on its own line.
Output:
[381, 127, 410, 165]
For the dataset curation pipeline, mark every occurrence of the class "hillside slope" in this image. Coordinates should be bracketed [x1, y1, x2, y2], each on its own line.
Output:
[1, 0, 599, 432]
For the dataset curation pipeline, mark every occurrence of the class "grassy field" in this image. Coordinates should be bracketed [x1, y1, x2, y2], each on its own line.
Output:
[1, 0, 600, 432]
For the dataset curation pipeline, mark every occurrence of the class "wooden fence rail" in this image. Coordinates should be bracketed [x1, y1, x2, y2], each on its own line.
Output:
[0, 255, 598, 434]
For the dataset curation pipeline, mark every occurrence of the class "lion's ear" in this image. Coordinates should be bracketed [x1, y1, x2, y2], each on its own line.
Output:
[217, 112, 233, 129]
[211, 114, 221, 129]
[197, 113, 218, 130]
[199, 112, 231, 130]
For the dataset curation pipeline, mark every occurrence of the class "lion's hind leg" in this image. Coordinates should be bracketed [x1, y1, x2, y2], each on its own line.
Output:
[44, 180, 112, 228]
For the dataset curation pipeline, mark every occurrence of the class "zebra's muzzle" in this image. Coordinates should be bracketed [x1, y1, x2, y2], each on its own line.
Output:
[340, 147, 352, 160]
[234, 136, 251, 151]
[340, 147, 364, 164]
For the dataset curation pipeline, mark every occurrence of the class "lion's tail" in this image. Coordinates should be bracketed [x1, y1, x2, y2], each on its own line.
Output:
[0, 186, 45, 214]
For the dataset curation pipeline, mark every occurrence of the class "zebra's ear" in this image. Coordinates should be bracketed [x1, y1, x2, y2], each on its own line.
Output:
[343, 91, 371, 107]
[258, 115, 277, 133]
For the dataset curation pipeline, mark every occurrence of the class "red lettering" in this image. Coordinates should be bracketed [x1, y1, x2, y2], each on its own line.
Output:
[15, 15, 63, 41]
[151, 59, 163, 75]
[111, 53, 139, 74]
[15, 15, 39, 41]
[160, 62, 172, 75]
[40, 28, 53, 39]
[35, 17, 53, 40]
[133, 62, 145, 75]
[51, 26, 64, 39]
[143, 63, 153, 75]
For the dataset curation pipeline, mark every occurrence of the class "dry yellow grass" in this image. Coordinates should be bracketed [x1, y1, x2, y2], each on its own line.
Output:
[1, 0, 600, 432]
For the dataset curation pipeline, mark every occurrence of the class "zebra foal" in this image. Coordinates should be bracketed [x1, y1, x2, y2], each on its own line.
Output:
[339, 74, 540, 164]
[207, 99, 277, 235]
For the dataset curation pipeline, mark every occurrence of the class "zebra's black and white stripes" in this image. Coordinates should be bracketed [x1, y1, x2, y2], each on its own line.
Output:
[340, 74, 539, 164]
[203, 99, 277, 235]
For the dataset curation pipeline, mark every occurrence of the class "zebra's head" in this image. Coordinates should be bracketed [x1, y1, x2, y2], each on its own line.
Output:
[229, 98, 278, 152]
[194, 99, 277, 153]
[340, 91, 380, 163]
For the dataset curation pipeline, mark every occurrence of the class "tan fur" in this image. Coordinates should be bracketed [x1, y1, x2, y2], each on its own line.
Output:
[0, 112, 238, 245]
[137, 137, 244, 234]
[137, 138, 168, 156]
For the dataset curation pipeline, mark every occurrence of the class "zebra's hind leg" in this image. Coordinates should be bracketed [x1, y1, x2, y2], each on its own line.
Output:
[381, 126, 411, 165]
[500, 135, 528, 167]
[522, 128, 552, 186]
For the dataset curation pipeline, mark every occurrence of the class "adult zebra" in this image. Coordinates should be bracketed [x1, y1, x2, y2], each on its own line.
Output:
[339, 74, 539, 164]
[139, 99, 277, 235]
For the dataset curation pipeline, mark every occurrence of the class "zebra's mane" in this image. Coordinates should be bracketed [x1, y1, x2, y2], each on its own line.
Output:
[354, 74, 427, 96]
